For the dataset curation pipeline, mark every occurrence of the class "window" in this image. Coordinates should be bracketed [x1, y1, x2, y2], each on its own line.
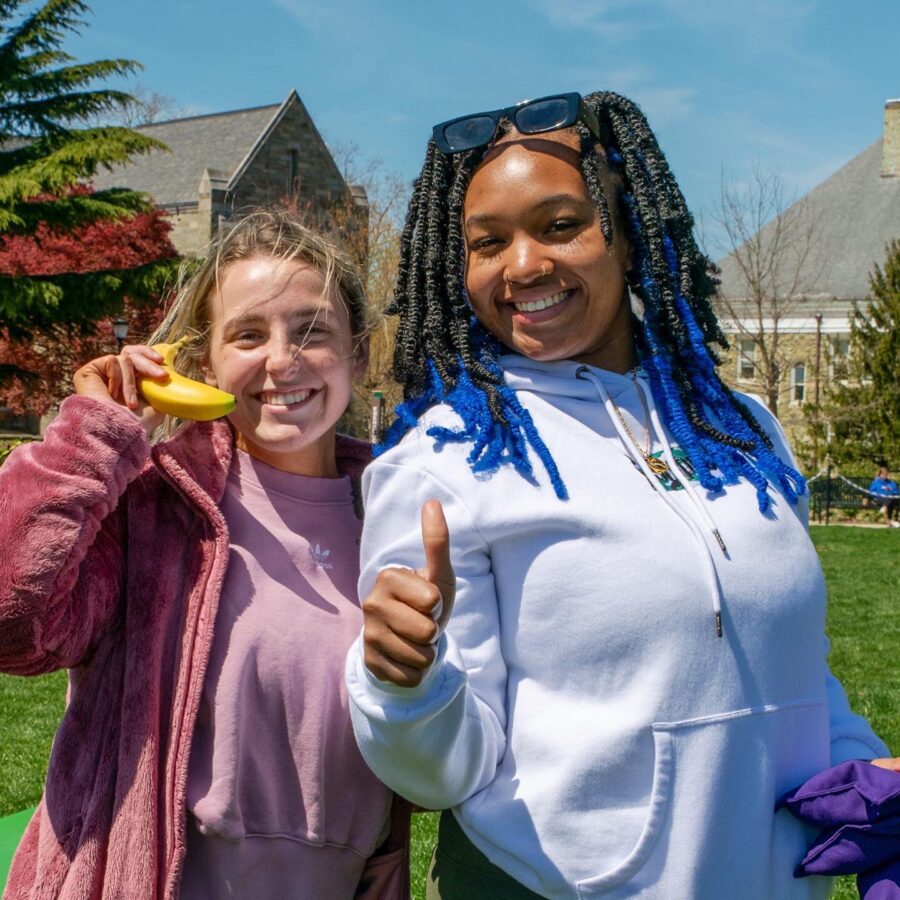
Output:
[830, 336, 850, 380]
[737, 339, 756, 380]
[791, 362, 806, 404]
[287, 148, 299, 197]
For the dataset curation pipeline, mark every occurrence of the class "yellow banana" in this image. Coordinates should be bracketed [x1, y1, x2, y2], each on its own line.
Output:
[137, 337, 236, 421]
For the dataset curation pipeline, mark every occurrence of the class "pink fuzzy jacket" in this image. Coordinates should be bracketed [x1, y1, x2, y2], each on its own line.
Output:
[0, 395, 409, 900]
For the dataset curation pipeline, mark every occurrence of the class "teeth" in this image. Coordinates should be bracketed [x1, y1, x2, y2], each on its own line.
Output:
[259, 390, 311, 406]
[513, 290, 570, 313]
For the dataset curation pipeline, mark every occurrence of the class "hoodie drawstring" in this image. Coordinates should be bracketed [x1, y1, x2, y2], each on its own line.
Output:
[643, 393, 729, 556]
[575, 365, 726, 638]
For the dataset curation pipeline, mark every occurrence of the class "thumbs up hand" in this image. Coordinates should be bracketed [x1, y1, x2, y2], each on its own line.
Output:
[362, 499, 456, 688]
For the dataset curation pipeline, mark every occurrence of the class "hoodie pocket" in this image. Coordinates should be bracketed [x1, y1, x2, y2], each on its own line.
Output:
[572, 728, 674, 897]
[576, 700, 830, 899]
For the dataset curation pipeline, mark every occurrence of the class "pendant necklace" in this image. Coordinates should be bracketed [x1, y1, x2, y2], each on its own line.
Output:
[608, 372, 670, 477]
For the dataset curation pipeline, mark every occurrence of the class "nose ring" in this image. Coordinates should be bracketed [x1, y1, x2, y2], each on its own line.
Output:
[504, 264, 549, 283]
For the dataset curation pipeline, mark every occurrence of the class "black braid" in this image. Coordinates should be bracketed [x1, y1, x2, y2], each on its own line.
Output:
[383, 91, 804, 511]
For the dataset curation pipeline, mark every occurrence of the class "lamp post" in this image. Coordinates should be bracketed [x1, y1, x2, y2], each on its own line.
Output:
[369, 391, 385, 445]
[813, 312, 823, 470]
[112, 317, 129, 353]
[814, 313, 823, 408]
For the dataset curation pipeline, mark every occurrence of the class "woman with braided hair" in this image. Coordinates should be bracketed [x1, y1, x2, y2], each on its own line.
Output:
[345, 91, 894, 898]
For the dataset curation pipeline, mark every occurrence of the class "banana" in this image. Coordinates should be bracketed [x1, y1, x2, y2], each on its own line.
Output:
[137, 337, 236, 421]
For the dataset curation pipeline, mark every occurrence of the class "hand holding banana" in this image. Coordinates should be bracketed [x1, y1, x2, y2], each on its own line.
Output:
[362, 499, 456, 688]
[73, 338, 235, 434]
[136, 338, 235, 421]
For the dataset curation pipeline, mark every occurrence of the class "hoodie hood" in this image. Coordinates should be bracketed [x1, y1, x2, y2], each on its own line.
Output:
[499, 354, 643, 403]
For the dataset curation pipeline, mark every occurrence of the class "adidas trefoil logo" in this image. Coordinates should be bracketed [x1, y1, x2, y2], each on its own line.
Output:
[311, 543, 333, 570]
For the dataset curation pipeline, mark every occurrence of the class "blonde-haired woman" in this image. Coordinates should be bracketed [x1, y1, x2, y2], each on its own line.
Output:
[0, 210, 409, 900]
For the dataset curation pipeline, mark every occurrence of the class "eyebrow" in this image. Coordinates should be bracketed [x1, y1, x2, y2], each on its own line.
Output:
[221, 308, 329, 332]
[465, 193, 592, 229]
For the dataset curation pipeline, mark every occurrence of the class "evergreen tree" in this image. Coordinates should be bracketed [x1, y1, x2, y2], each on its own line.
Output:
[824, 240, 900, 470]
[0, 0, 178, 339]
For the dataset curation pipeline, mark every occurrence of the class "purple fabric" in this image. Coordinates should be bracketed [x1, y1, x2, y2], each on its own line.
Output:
[182, 450, 394, 897]
[859, 858, 900, 899]
[797, 819, 900, 875]
[780, 760, 900, 898]
[779, 759, 900, 826]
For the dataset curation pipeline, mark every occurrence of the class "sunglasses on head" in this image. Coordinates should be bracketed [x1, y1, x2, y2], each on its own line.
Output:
[431, 92, 601, 155]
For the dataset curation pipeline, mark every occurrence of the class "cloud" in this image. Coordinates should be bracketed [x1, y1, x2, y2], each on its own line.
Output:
[721, 111, 819, 160]
[552, 63, 696, 125]
[658, 0, 817, 29]
[658, 0, 822, 61]
[270, 0, 368, 39]
[528, 0, 651, 39]
[631, 87, 696, 125]
[531, 0, 822, 64]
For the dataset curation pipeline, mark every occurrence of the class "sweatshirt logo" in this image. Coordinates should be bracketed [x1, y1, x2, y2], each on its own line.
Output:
[310, 543, 333, 570]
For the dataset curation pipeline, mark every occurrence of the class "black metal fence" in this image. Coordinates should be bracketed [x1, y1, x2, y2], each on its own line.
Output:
[808, 471, 888, 524]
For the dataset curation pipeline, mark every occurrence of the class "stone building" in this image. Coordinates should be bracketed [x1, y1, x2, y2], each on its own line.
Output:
[716, 98, 900, 453]
[0, 91, 363, 437]
[92, 90, 362, 256]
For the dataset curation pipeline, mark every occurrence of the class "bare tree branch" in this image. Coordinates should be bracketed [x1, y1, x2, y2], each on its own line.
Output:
[711, 163, 826, 416]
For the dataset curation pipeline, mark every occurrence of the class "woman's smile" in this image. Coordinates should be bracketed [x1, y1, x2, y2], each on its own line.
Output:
[204, 256, 364, 476]
[463, 129, 635, 373]
[509, 287, 574, 315]
[256, 388, 315, 408]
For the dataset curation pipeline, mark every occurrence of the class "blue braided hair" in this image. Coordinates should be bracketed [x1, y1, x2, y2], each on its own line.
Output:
[380, 321, 568, 499]
[382, 90, 804, 512]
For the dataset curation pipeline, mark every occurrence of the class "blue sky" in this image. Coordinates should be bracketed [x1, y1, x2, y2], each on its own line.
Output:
[68, 0, 899, 256]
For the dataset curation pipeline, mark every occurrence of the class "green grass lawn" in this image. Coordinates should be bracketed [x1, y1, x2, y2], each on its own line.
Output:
[1, 525, 897, 898]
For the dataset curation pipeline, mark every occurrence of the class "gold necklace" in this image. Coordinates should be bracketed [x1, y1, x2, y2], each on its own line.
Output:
[609, 375, 670, 477]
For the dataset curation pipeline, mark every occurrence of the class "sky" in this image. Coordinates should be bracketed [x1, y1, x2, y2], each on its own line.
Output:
[66, 0, 900, 257]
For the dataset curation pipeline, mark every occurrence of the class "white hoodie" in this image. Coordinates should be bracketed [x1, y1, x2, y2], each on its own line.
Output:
[346, 356, 887, 899]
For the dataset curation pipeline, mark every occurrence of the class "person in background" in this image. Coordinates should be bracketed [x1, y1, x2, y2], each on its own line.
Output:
[869, 466, 899, 527]
[345, 90, 895, 899]
[0, 210, 409, 900]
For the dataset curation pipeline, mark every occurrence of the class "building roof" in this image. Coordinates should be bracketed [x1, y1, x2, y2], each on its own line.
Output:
[91, 98, 288, 207]
[717, 138, 900, 301]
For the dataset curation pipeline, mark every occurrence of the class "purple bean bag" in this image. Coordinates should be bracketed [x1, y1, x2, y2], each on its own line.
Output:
[779, 760, 900, 898]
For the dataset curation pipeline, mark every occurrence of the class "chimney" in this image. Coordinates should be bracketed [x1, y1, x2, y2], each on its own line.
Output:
[883, 99, 900, 178]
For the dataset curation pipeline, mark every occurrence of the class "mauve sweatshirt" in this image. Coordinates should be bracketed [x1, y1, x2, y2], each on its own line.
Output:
[180, 449, 393, 899]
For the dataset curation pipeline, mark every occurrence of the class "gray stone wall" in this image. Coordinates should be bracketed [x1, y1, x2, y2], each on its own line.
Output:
[165, 205, 212, 256]
[160, 99, 352, 256]
[230, 102, 346, 215]
[718, 330, 851, 451]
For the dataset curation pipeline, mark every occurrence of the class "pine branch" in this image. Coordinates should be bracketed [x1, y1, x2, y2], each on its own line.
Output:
[0, 127, 166, 221]
[0, 0, 178, 337]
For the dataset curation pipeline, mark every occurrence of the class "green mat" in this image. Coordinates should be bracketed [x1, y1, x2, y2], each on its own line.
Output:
[0, 807, 33, 890]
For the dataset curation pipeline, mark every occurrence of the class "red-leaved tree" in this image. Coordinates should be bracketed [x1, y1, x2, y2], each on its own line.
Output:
[0, 191, 178, 422]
